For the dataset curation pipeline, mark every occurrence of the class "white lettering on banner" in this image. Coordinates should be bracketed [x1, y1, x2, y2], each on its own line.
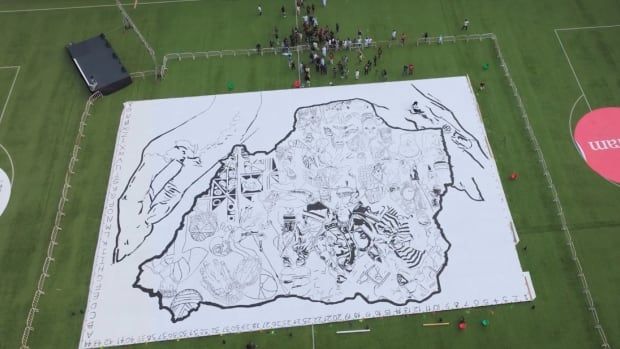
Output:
[588, 138, 620, 151]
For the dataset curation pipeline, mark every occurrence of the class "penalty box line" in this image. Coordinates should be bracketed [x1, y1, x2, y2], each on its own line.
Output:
[0, 0, 202, 14]
[554, 23, 620, 32]
[0, 65, 21, 128]
[0, 65, 21, 184]
[553, 30, 592, 112]
[553, 23, 620, 113]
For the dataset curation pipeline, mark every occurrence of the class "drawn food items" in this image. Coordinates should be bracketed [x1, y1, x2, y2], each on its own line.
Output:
[170, 289, 203, 320]
[187, 211, 217, 242]
[132, 99, 457, 320]
[199, 257, 262, 306]
[128, 96, 501, 323]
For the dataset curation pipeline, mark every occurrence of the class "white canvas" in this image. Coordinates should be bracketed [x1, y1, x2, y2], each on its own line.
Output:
[80, 77, 534, 348]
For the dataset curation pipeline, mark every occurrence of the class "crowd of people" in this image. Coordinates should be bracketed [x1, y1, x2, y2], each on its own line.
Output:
[255, 2, 474, 88]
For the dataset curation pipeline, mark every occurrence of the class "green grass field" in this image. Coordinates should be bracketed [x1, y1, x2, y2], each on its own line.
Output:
[0, 0, 619, 348]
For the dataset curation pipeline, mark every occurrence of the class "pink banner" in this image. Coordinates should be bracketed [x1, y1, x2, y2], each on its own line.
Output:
[574, 107, 620, 183]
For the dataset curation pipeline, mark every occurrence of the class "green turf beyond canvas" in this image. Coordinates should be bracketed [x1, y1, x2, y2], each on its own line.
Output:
[0, 0, 618, 348]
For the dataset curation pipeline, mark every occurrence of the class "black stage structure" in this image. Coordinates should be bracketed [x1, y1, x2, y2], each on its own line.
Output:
[67, 34, 132, 95]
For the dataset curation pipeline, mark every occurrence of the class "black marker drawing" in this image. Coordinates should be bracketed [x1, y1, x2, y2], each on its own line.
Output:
[82, 79, 536, 349]
[113, 97, 491, 322]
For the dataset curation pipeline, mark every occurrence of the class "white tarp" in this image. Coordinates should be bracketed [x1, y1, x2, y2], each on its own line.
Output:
[80, 77, 534, 348]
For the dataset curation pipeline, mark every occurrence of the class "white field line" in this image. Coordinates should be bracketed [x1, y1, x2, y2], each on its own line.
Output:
[311, 325, 316, 349]
[554, 30, 592, 111]
[0, 65, 20, 184]
[555, 24, 620, 32]
[0, 65, 20, 127]
[0, 0, 201, 14]
[568, 94, 584, 153]
[0, 143, 14, 184]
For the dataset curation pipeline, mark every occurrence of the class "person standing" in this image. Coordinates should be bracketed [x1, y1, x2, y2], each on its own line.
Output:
[281, 5, 286, 18]
[257, 4, 262, 16]
[391, 29, 397, 41]
[400, 32, 407, 46]
[462, 18, 470, 30]
[322, 0, 327, 7]
[355, 69, 360, 80]
[336, 23, 340, 33]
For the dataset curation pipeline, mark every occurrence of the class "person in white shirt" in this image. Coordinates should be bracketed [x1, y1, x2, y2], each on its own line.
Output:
[257, 4, 262, 16]
[391, 29, 397, 40]
[355, 69, 360, 80]
[462, 19, 470, 30]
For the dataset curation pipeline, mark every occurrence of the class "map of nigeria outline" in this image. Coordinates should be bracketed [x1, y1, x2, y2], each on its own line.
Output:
[112, 93, 489, 322]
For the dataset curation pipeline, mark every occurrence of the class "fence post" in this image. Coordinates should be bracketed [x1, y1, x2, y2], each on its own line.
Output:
[20, 91, 102, 349]
[489, 34, 610, 349]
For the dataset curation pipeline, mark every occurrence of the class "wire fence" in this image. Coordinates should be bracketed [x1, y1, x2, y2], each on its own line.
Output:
[116, 0, 159, 76]
[130, 69, 158, 79]
[159, 34, 495, 77]
[19, 91, 103, 349]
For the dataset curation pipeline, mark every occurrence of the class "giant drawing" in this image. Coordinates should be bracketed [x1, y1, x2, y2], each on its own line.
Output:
[80, 77, 534, 348]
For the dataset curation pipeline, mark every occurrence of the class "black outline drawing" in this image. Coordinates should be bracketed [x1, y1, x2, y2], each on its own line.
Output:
[127, 98, 464, 322]
[109, 81, 497, 324]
